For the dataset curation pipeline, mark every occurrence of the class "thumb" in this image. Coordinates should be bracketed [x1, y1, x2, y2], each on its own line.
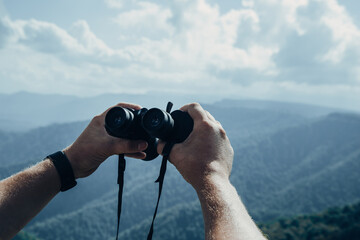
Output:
[112, 139, 148, 154]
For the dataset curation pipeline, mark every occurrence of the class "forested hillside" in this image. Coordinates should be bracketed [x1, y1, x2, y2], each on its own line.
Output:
[234, 113, 360, 220]
[12, 231, 38, 240]
[117, 200, 360, 240]
[23, 112, 360, 239]
[111, 113, 360, 240]
[2, 100, 358, 240]
[15, 201, 360, 240]
[260, 201, 360, 240]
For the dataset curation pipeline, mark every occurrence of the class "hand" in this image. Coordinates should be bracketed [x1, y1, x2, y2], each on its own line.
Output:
[157, 103, 234, 191]
[63, 103, 148, 179]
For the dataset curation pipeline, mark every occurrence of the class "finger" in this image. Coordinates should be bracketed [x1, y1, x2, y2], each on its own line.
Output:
[100, 102, 143, 119]
[157, 140, 166, 155]
[156, 140, 176, 164]
[180, 103, 207, 121]
[115, 102, 142, 110]
[205, 110, 217, 122]
[125, 152, 146, 159]
[112, 139, 148, 154]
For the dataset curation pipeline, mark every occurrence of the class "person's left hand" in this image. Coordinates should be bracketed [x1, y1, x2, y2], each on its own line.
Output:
[63, 103, 148, 179]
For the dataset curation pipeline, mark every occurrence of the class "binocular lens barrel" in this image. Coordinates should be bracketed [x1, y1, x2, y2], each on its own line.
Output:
[105, 107, 134, 137]
[105, 105, 193, 159]
[142, 108, 174, 140]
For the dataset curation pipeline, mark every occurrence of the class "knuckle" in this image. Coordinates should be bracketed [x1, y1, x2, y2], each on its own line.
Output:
[199, 120, 215, 131]
[91, 115, 102, 125]
[219, 127, 227, 138]
[189, 102, 200, 108]
[115, 102, 127, 107]
[123, 140, 134, 151]
[230, 146, 234, 156]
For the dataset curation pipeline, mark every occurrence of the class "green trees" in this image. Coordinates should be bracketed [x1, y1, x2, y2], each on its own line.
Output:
[4, 108, 360, 240]
[12, 231, 39, 240]
[260, 201, 360, 240]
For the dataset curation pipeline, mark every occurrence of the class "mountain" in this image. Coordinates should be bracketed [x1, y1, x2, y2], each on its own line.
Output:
[233, 113, 360, 221]
[17, 199, 360, 240]
[0, 91, 208, 132]
[12, 231, 39, 240]
[111, 113, 360, 240]
[260, 201, 360, 240]
[19, 112, 360, 240]
[213, 99, 343, 118]
[1, 98, 312, 226]
[120, 199, 360, 240]
[2, 95, 358, 240]
[0, 92, 340, 132]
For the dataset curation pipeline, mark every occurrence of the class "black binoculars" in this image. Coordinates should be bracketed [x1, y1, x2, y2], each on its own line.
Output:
[104, 106, 194, 160]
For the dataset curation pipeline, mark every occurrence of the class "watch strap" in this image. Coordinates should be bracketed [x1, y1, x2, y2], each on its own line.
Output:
[46, 151, 77, 191]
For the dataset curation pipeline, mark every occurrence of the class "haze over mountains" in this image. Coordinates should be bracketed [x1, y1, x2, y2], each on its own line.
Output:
[0, 92, 359, 240]
[0, 91, 344, 132]
[0, 91, 212, 132]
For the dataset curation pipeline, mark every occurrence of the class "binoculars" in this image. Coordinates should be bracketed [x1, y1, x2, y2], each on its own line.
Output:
[104, 106, 194, 160]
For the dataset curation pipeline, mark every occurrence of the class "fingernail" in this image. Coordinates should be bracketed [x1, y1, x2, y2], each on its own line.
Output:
[138, 142, 148, 150]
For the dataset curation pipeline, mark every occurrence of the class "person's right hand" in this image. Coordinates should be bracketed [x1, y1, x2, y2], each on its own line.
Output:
[157, 103, 234, 191]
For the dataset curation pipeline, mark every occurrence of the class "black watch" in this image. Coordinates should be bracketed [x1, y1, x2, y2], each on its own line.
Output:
[46, 151, 77, 191]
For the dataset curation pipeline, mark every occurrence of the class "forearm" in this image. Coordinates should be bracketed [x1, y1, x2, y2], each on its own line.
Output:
[0, 159, 60, 239]
[196, 174, 266, 240]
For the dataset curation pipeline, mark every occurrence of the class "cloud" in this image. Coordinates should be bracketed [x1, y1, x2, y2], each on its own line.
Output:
[266, 0, 360, 85]
[0, 17, 136, 67]
[16, 19, 87, 54]
[114, 0, 276, 75]
[105, 0, 124, 9]
[0, 0, 359, 111]
[113, 1, 173, 36]
[0, 17, 10, 47]
[69, 20, 114, 56]
[319, 0, 360, 64]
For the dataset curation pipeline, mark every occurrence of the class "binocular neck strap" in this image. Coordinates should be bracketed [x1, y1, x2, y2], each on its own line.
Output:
[116, 102, 174, 240]
[116, 154, 126, 240]
[147, 142, 175, 240]
[115, 143, 174, 240]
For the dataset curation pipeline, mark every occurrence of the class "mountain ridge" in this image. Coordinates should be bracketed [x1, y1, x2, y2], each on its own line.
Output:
[20, 112, 360, 240]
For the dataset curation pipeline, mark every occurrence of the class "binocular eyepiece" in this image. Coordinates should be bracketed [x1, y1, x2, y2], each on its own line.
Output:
[105, 105, 193, 160]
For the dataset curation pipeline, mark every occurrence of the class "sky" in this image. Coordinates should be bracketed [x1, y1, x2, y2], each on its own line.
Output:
[0, 0, 360, 111]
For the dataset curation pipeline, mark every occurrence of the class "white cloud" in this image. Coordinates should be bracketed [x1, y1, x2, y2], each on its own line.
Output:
[0, 16, 10, 47]
[319, 0, 360, 64]
[0, 0, 360, 111]
[105, 0, 124, 9]
[0, 17, 136, 65]
[282, 0, 308, 35]
[114, 2, 173, 35]
[0, 17, 87, 55]
[69, 20, 114, 56]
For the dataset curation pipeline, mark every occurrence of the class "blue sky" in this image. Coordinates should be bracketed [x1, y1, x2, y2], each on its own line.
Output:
[0, 0, 359, 111]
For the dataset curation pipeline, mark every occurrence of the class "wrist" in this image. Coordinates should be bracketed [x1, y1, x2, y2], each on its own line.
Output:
[46, 151, 77, 191]
[193, 173, 232, 196]
[42, 159, 62, 192]
[62, 147, 80, 179]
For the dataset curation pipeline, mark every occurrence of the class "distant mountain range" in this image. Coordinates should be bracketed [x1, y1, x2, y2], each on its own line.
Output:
[0, 92, 358, 240]
[0, 91, 207, 132]
[0, 91, 344, 132]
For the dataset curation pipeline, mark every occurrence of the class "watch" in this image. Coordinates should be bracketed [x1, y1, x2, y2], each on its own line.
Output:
[46, 151, 77, 191]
